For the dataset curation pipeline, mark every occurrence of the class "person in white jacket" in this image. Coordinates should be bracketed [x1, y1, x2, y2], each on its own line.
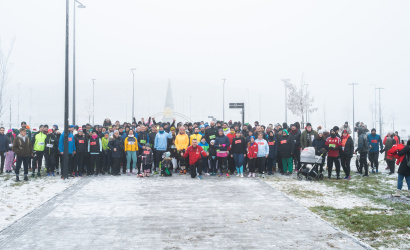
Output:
[255, 132, 269, 178]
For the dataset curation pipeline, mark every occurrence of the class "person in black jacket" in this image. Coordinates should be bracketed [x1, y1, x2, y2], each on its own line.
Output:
[44, 129, 58, 176]
[108, 130, 124, 176]
[208, 140, 217, 175]
[312, 130, 327, 173]
[393, 140, 410, 197]
[230, 131, 247, 177]
[289, 123, 302, 170]
[205, 121, 219, 144]
[340, 130, 354, 179]
[74, 129, 88, 176]
[267, 131, 277, 175]
[278, 129, 295, 175]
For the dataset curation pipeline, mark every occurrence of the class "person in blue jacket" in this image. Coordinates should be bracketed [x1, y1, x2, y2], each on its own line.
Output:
[267, 130, 277, 175]
[367, 128, 383, 173]
[58, 125, 76, 177]
[255, 132, 269, 178]
[154, 125, 173, 173]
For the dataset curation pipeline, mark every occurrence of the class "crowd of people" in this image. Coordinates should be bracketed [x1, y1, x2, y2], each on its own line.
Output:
[0, 118, 409, 197]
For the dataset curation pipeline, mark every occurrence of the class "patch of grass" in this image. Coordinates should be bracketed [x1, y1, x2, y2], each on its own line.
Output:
[286, 187, 324, 198]
[310, 206, 410, 248]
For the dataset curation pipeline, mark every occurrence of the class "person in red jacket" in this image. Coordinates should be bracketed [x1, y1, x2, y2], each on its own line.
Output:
[325, 129, 342, 179]
[182, 139, 208, 179]
[247, 136, 258, 177]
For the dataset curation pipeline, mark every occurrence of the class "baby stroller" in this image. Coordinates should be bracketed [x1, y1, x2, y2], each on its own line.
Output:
[297, 147, 324, 181]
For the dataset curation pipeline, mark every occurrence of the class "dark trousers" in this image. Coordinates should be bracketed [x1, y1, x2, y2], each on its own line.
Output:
[327, 156, 341, 178]
[368, 151, 379, 171]
[387, 160, 395, 173]
[340, 154, 351, 177]
[359, 152, 368, 175]
[44, 153, 56, 173]
[155, 150, 166, 172]
[32, 151, 44, 173]
[209, 157, 217, 173]
[55, 154, 62, 173]
[256, 157, 266, 174]
[112, 157, 121, 175]
[277, 155, 283, 173]
[248, 158, 256, 173]
[121, 152, 127, 173]
[202, 157, 209, 173]
[0, 152, 5, 173]
[89, 154, 100, 174]
[267, 157, 276, 173]
[152, 148, 158, 171]
[217, 157, 227, 173]
[102, 150, 111, 173]
[228, 154, 235, 174]
[16, 156, 29, 175]
[293, 148, 301, 170]
[189, 160, 203, 178]
[75, 152, 86, 173]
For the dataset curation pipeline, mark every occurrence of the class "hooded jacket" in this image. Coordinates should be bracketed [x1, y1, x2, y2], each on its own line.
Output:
[204, 126, 218, 144]
[230, 136, 247, 154]
[44, 133, 58, 155]
[247, 142, 258, 159]
[154, 131, 172, 151]
[267, 136, 278, 158]
[12, 134, 33, 157]
[183, 145, 207, 165]
[367, 133, 383, 153]
[278, 133, 295, 158]
[301, 129, 318, 149]
[214, 134, 230, 151]
[108, 136, 124, 158]
[289, 129, 301, 149]
[255, 138, 269, 157]
[58, 131, 76, 154]
[0, 133, 9, 152]
[175, 133, 189, 151]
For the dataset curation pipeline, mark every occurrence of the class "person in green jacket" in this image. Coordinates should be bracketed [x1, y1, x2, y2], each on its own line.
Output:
[32, 124, 48, 177]
[101, 132, 111, 174]
[301, 123, 318, 149]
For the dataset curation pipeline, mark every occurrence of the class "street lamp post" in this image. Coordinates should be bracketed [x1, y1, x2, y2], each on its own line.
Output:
[130, 68, 136, 120]
[282, 79, 290, 124]
[63, 0, 70, 179]
[222, 79, 226, 122]
[348, 83, 359, 143]
[92, 79, 96, 125]
[376, 87, 385, 135]
[72, 0, 86, 126]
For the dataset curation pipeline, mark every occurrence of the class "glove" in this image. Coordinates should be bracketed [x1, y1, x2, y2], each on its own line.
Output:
[380, 149, 385, 154]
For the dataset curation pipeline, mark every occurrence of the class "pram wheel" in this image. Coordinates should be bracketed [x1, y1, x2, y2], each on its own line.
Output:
[307, 176, 313, 181]
[317, 173, 324, 180]
[297, 171, 304, 181]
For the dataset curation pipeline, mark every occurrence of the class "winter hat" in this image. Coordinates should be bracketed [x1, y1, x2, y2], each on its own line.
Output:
[210, 140, 215, 144]
[170, 127, 176, 131]
[345, 121, 348, 125]
[371, 128, 376, 132]
[250, 136, 255, 140]
[343, 130, 348, 134]
[7, 129, 13, 133]
[145, 143, 151, 148]
[283, 129, 289, 135]
[306, 123, 312, 127]
[48, 129, 53, 133]
[318, 130, 323, 134]
[218, 129, 223, 132]
[199, 125, 205, 129]
[78, 128, 83, 131]
[333, 126, 339, 132]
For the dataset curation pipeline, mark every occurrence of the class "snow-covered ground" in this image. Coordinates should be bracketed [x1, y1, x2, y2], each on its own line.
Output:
[0, 173, 79, 231]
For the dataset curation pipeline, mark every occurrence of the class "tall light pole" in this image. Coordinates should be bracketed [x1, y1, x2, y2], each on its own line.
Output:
[348, 83, 358, 143]
[130, 68, 136, 120]
[376, 87, 385, 135]
[222, 79, 226, 121]
[72, 0, 86, 125]
[63, 0, 70, 179]
[92, 79, 96, 125]
[282, 79, 290, 124]
[370, 84, 377, 128]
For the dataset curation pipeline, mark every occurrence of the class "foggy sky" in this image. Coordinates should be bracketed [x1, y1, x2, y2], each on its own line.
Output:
[1, 0, 409, 136]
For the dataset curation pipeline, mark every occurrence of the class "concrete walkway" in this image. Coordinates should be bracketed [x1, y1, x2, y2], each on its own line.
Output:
[0, 175, 367, 250]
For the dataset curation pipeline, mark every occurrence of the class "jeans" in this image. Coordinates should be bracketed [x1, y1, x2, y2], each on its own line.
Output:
[267, 157, 276, 174]
[397, 174, 410, 190]
[16, 156, 29, 175]
[233, 153, 245, 168]
[126, 151, 138, 171]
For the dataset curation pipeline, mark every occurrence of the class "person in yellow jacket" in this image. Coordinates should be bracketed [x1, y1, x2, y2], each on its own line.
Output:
[124, 129, 138, 175]
[176, 127, 189, 151]
[189, 127, 202, 145]
[175, 127, 189, 174]
[32, 125, 48, 177]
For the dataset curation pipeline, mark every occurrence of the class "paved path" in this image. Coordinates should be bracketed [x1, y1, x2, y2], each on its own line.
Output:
[0, 175, 367, 250]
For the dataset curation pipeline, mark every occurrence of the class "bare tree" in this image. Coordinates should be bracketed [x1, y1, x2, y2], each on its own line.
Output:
[285, 80, 318, 127]
[0, 38, 15, 121]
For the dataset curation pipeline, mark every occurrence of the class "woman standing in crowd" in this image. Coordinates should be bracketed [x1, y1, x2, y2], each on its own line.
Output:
[215, 129, 230, 177]
[124, 129, 138, 176]
[230, 131, 246, 178]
